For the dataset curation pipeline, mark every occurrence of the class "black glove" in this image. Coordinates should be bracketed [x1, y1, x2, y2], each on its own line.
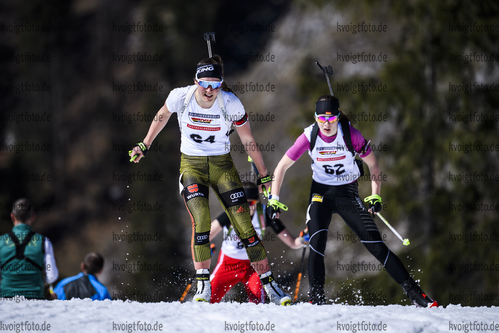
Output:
[267, 197, 287, 219]
[266, 217, 285, 234]
[364, 194, 382, 214]
[129, 142, 148, 162]
[267, 200, 280, 220]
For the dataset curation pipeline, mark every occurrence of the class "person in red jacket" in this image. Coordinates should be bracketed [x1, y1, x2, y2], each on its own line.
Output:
[209, 182, 307, 303]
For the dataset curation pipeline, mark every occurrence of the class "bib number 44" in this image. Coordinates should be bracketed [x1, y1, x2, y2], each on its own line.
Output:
[190, 134, 215, 144]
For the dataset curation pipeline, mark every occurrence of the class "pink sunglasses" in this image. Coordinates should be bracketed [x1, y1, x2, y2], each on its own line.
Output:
[316, 115, 339, 124]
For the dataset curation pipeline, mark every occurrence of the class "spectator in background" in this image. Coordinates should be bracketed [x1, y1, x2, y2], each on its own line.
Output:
[54, 252, 111, 300]
[0, 198, 59, 299]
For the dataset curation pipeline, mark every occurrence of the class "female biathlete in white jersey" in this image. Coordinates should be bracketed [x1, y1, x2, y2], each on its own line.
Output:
[268, 95, 438, 307]
[209, 182, 307, 303]
[130, 55, 291, 305]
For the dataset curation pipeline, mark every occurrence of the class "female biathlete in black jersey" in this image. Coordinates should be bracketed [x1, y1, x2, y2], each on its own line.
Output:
[130, 55, 291, 305]
[268, 95, 438, 307]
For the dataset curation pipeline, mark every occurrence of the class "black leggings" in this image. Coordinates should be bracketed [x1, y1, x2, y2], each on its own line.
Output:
[307, 181, 410, 294]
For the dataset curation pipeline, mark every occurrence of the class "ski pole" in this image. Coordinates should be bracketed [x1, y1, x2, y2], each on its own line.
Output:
[179, 274, 195, 303]
[247, 156, 259, 175]
[316, 61, 334, 96]
[293, 243, 307, 303]
[376, 213, 410, 246]
[204, 32, 215, 58]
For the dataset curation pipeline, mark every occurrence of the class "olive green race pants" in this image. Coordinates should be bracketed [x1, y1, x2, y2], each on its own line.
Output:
[179, 153, 266, 263]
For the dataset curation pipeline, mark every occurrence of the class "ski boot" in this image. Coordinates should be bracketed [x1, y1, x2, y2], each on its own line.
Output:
[401, 278, 438, 308]
[308, 287, 326, 305]
[192, 270, 211, 302]
[261, 272, 291, 305]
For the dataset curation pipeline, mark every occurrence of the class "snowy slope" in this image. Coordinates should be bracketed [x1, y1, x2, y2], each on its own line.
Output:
[1, 300, 498, 333]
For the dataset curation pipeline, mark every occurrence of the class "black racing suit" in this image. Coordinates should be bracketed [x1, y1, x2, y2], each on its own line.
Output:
[306, 180, 410, 303]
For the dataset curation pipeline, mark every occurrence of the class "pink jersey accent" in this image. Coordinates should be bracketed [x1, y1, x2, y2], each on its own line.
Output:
[349, 126, 372, 158]
[285, 124, 372, 161]
[285, 134, 309, 161]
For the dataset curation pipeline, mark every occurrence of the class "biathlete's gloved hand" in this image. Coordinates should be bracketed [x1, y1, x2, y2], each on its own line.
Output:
[210, 243, 216, 255]
[267, 195, 288, 220]
[364, 194, 382, 214]
[298, 228, 310, 246]
[257, 174, 272, 198]
[299, 228, 310, 244]
[266, 217, 286, 234]
[128, 142, 148, 163]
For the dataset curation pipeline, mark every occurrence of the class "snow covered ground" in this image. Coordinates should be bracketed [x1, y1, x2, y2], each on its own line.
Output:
[1, 299, 498, 333]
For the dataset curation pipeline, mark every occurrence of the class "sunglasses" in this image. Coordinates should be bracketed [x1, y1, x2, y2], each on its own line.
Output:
[248, 200, 258, 206]
[197, 80, 223, 90]
[316, 115, 340, 124]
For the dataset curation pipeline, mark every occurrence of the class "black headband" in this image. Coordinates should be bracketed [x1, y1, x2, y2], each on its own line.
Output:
[195, 64, 223, 80]
[315, 99, 340, 115]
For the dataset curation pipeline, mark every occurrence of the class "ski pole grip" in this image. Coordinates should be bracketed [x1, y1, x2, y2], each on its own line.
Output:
[364, 194, 382, 203]
[129, 151, 137, 162]
[268, 199, 288, 212]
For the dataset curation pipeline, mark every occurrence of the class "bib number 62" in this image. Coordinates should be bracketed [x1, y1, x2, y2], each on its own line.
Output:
[323, 164, 345, 175]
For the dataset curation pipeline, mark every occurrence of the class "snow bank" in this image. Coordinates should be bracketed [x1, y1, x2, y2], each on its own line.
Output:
[1, 299, 498, 333]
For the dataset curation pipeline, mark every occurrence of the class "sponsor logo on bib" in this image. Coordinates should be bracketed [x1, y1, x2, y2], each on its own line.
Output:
[187, 124, 220, 131]
[317, 155, 346, 162]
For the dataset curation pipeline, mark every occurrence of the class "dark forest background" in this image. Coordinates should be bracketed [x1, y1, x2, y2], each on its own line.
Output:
[1, 0, 498, 306]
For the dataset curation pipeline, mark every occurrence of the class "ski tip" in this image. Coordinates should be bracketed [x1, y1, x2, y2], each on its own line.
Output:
[429, 301, 439, 308]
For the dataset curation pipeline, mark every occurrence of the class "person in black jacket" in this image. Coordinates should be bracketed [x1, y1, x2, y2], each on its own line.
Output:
[53, 252, 110, 300]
